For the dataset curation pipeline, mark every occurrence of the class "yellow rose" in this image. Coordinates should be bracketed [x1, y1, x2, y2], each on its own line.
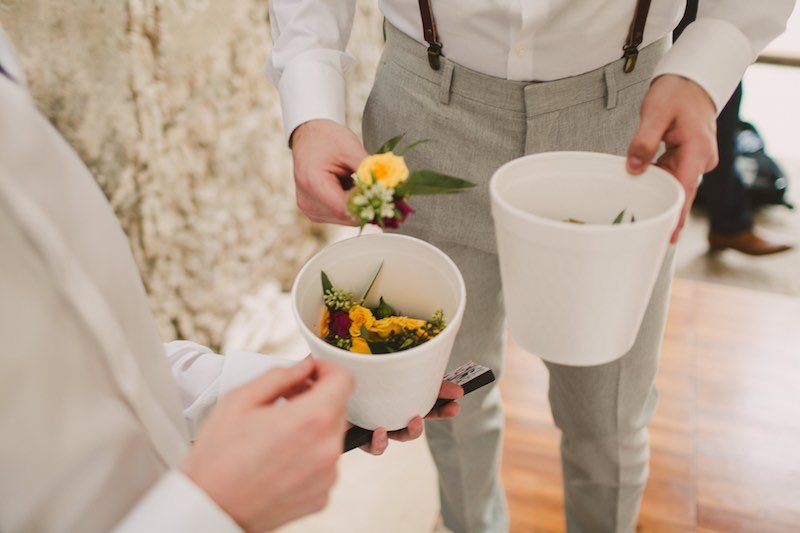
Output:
[349, 305, 376, 337]
[319, 306, 331, 338]
[368, 316, 428, 339]
[356, 152, 409, 188]
[350, 337, 372, 355]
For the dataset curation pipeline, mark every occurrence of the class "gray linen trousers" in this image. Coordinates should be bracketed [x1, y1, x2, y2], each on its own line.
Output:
[363, 23, 676, 533]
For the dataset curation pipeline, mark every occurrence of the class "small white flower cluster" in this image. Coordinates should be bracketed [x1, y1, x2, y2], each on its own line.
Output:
[350, 181, 397, 224]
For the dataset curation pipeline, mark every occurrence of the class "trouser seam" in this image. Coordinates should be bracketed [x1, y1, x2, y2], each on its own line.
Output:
[614, 355, 625, 532]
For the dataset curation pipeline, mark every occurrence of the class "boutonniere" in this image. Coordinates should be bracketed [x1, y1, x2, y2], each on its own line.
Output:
[346, 134, 475, 229]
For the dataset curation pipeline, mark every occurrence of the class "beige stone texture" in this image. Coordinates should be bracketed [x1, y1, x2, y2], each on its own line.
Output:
[0, 0, 384, 348]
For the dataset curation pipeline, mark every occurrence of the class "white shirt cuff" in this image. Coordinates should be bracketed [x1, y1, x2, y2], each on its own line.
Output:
[114, 471, 241, 533]
[653, 18, 756, 114]
[220, 349, 296, 395]
[277, 54, 348, 141]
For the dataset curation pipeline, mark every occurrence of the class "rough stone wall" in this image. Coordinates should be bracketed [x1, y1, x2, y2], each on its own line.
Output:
[0, 0, 384, 348]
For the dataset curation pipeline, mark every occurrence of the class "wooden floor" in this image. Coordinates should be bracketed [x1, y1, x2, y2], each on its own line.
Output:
[500, 279, 800, 532]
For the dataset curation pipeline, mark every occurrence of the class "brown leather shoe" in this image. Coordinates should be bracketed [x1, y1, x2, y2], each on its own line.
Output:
[708, 228, 795, 256]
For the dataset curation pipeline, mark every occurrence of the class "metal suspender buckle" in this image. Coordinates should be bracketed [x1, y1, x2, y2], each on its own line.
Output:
[427, 41, 443, 70]
[622, 0, 651, 74]
[622, 45, 639, 74]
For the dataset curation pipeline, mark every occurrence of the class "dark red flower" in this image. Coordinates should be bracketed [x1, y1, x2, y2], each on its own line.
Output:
[395, 198, 415, 221]
[330, 310, 352, 337]
[380, 197, 416, 229]
[382, 217, 400, 229]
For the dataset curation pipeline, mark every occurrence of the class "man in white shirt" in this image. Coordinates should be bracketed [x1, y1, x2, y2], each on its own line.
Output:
[0, 26, 462, 532]
[267, 1, 795, 531]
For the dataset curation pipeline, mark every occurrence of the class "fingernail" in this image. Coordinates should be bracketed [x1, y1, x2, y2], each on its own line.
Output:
[628, 156, 644, 170]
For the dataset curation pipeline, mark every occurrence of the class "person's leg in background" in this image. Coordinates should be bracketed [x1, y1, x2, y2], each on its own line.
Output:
[676, 0, 793, 256]
[704, 84, 751, 236]
[704, 84, 793, 255]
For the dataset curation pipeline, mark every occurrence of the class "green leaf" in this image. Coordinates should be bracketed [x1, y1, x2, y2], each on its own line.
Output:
[376, 133, 405, 154]
[396, 170, 476, 197]
[374, 296, 395, 319]
[396, 139, 430, 156]
[321, 271, 333, 293]
[399, 337, 416, 350]
[360, 262, 384, 303]
[612, 209, 626, 225]
[367, 341, 394, 354]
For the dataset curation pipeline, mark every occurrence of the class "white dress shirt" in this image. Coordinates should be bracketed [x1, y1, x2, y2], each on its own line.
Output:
[0, 26, 292, 532]
[166, 341, 295, 440]
[267, 0, 796, 139]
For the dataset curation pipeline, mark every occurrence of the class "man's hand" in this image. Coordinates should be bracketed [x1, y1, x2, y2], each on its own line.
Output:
[359, 380, 464, 455]
[291, 119, 367, 225]
[627, 74, 719, 242]
[182, 359, 353, 532]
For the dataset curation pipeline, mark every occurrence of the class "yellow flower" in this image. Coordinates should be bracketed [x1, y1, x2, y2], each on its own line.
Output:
[319, 307, 330, 338]
[356, 152, 409, 188]
[349, 305, 376, 337]
[350, 337, 372, 355]
[368, 316, 428, 339]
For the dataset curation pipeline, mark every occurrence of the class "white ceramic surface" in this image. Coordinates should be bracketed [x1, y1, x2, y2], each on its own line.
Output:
[291, 234, 466, 430]
[490, 152, 684, 366]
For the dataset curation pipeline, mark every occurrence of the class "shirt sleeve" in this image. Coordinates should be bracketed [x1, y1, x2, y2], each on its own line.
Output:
[165, 341, 295, 439]
[266, 0, 357, 140]
[114, 470, 242, 533]
[653, 0, 796, 113]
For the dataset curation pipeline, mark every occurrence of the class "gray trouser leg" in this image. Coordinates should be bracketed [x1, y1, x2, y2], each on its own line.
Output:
[424, 243, 509, 533]
[364, 22, 673, 533]
[545, 248, 675, 533]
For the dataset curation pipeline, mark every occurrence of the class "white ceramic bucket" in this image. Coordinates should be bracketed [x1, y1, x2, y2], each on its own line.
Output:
[490, 152, 684, 366]
[291, 234, 466, 430]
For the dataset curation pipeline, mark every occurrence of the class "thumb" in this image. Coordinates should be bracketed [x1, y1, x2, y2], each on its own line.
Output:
[230, 358, 316, 408]
[627, 105, 671, 175]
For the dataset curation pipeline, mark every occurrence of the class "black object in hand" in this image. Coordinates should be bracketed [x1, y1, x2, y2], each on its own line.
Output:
[342, 363, 496, 453]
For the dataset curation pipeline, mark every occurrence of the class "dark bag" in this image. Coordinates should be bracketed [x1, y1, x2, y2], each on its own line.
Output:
[732, 120, 793, 209]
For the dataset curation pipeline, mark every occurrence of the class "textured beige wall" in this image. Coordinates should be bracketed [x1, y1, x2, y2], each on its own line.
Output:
[0, 0, 384, 348]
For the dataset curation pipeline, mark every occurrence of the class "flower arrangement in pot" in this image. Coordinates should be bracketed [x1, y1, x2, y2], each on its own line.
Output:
[291, 136, 475, 429]
[291, 234, 466, 431]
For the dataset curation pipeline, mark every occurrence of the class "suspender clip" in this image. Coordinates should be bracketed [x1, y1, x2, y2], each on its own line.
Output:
[427, 41, 443, 70]
[622, 45, 639, 73]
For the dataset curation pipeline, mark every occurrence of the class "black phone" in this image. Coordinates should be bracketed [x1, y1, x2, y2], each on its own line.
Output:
[342, 362, 496, 453]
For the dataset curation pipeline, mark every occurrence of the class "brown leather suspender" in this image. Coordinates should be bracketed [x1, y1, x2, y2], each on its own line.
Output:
[418, 0, 443, 70]
[622, 0, 653, 73]
[417, 1, 652, 74]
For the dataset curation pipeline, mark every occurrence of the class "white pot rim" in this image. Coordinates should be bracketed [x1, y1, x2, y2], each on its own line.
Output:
[490, 151, 685, 234]
[291, 233, 467, 363]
